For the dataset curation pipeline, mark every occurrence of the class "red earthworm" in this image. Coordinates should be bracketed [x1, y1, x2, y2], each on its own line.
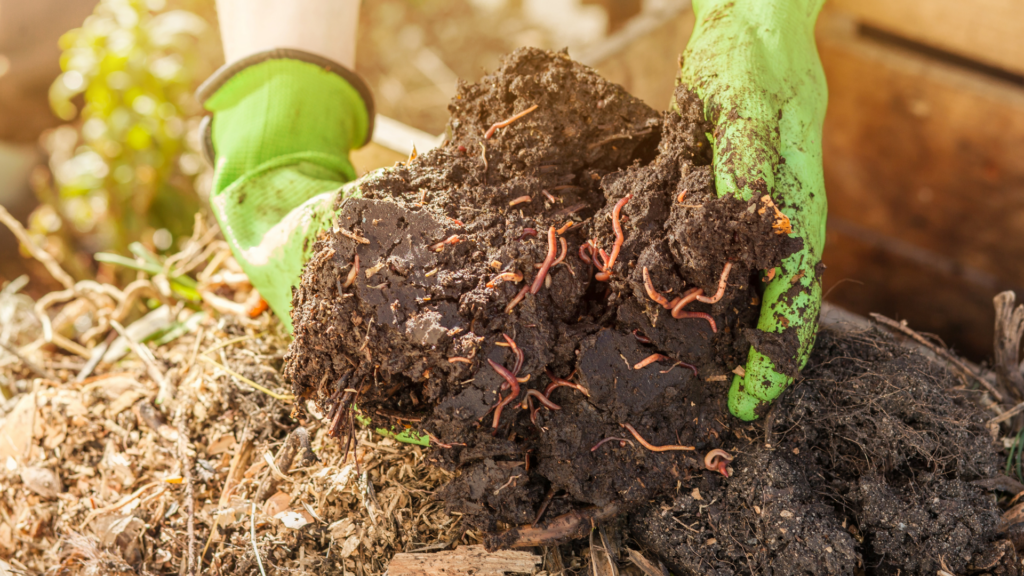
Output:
[697, 262, 733, 304]
[509, 195, 532, 207]
[487, 271, 523, 288]
[620, 423, 695, 452]
[502, 333, 524, 377]
[704, 449, 734, 477]
[632, 329, 652, 344]
[660, 361, 698, 377]
[429, 235, 461, 252]
[505, 284, 530, 313]
[552, 238, 568, 267]
[642, 267, 672, 308]
[449, 217, 464, 227]
[591, 437, 635, 452]
[488, 359, 521, 430]
[484, 104, 538, 139]
[669, 287, 703, 317]
[342, 255, 360, 288]
[525, 389, 561, 411]
[578, 243, 593, 265]
[530, 226, 558, 294]
[634, 354, 668, 370]
[448, 357, 473, 364]
[542, 190, 558, 203]
[556, 221, 573, 235]
[543, 370, 591, 398]
[674, 311, 716, 332]
[518, 228, 538, 240]
[676, 189, 687, 203]
[594, 194, 632, 282]
[595, 246, 610, 271]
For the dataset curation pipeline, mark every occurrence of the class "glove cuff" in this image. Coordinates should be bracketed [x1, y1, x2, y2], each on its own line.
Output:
[196, 48, 375, 164]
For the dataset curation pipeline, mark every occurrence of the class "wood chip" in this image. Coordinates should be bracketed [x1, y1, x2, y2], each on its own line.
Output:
[387, 545, 540, 576]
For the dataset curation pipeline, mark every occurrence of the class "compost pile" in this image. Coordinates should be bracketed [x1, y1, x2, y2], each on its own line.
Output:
[285, 46, 797, 544]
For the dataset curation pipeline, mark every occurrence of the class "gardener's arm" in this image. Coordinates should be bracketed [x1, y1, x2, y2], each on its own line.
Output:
[678, 0, 828, 420]
[198, 0, 373, 332]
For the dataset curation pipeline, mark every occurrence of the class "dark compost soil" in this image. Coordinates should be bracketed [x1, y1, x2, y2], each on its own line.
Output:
[282, 48, 1009, 574]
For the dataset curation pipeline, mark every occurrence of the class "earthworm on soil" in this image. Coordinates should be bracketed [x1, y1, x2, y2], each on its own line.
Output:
[676, 189, 688, 203]
[542, 190, 558, 203]
[487, 271, 523, 288]
[704, 448, 733, 477]
[620, 423, 695, 452]
[595, 194, 632, 282]
[578, 243, 593, 265]
[505, 284, 530, 313]
[642, 267, 671, 308]
[518, 228, 538, 240]
[448, 357, 473, 364]
[502, 333, 524, 378]
[556, 221, 573, 235]
[523, 389, 560, 423]
[552, 238, 568, 267]
[668, 287, 703, 314]
[488, 359, 521, 430]
[696, 262, 732, 304]
[509, 195, 532, 207]
[590, 437, 635, 452]
[673, 311, 717, 333]
[342, 255, 359, 288]
[634, 353, 668, 370]
[429, 235, 461, 252]
[530, 226, 558, 294]
[660, 361, 698, 376]
[544, 370, 590, 397]
[632, 329, 652, 344]
[484, 103, 539, 139]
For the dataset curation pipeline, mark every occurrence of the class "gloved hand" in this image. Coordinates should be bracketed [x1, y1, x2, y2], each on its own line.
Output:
[196, 49, 373, 332]
[678, 0, 828, 420]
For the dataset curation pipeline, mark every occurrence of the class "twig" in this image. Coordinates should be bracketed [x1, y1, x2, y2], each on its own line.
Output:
[251, 502, 267, 576]
[870, 313, 1005, 404]
[199, 355, 294, 401]
[175, 410, 197, 576]
[0, 204, 74, 290]
[989, 402, 1024, 427]
[79, 481, 165, 528]
[0, 340, 55, 380]
[76, 330, 117, 382]
[110, 320, 169, 392]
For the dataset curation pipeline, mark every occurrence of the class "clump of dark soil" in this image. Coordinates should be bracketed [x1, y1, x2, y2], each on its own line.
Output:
[629, 327, 1010, 575]
[284, 46, 793, 540]
[282, 47, 1009, 575]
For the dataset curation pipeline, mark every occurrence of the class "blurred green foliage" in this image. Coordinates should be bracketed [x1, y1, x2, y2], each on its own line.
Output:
[34, 0, 221, 267]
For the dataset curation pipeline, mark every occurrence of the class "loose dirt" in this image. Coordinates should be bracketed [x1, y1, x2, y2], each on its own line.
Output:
[282, 47, 1010, 574]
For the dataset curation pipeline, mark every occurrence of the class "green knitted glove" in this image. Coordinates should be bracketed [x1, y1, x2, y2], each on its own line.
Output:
[196, 49, 374, 332]
[678, 0, 828, 420]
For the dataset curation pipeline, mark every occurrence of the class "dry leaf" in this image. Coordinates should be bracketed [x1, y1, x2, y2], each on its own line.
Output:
[263, 491, 291, 517]
[20, 466, 62, 499]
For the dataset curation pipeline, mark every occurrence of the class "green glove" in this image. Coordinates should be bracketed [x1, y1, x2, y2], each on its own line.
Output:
[196, 49, 374, 332]
[678, 0, 828, 420]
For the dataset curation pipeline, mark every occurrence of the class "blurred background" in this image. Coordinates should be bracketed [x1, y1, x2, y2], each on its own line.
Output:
[0, 0, 1022, 360]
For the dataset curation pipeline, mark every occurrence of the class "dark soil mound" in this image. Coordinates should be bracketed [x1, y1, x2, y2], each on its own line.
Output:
[281, 47, 1008, 575]
[284, 46, 793, 541]
[629, 327, 1008, 576]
